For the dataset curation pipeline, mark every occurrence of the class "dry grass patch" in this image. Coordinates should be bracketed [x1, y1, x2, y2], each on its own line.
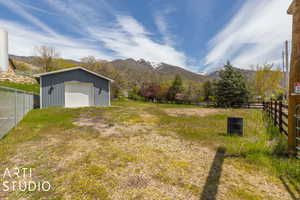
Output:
[0, 101, 298, 200]
[164, 108, 226, 117]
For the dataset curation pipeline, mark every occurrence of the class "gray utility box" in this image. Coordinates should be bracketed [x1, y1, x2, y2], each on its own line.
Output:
[227, 117, 244, 136]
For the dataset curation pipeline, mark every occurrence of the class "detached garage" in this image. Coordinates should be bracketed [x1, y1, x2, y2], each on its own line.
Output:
[34, 67, 114, 108]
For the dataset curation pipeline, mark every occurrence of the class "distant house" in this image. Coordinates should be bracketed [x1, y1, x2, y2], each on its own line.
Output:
[34, 67, 113, 108]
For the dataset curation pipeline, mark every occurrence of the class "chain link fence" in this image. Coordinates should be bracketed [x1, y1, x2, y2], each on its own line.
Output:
[0, 86, 39, 138]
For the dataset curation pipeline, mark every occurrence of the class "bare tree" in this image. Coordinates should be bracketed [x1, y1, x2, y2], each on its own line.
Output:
[34, 46, 59, 72]
[80, 56, 97, 67]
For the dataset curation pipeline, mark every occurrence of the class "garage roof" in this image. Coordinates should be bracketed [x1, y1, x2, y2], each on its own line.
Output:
[34, 66, 114, 82]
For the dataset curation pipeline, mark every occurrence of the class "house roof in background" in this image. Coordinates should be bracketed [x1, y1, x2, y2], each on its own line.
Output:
[33, 66, 114, 82]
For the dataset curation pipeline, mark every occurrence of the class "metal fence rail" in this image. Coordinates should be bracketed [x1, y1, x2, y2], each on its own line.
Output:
[0, 86, 39, 138]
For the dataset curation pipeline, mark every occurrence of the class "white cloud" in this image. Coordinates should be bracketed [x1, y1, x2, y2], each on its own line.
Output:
[0, 0, 191, 70]
[203, 0, 293, 72]
[0, 0, 58, 36]
[44, 0, 190, 69]
[154, 6, 177, 46]
[0, 0, 112, 60]
[89, 15, 188, 68]
[154, 14, 174, 45]
[117, 15, 149, 36]
[18, 1, 59, 16]
[44, 0, 103, 34]
[0, 20, 113, 60]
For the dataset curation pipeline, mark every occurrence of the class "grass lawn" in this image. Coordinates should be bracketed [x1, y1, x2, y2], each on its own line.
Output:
[0, 99, 299, 200]
[0, 81, 39, 94]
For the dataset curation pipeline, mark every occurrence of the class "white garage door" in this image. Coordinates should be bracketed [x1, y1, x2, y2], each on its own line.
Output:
[65, 82, 94, 108]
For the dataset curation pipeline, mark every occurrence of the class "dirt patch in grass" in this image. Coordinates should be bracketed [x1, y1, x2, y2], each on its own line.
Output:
[70, 108, 297, 200]
[164, 108, 225, 117]
[55, 112, 297, 199]
[110, 132, 293, 200]
[0, 103, 297, 200]
[73, 113, 156, 138]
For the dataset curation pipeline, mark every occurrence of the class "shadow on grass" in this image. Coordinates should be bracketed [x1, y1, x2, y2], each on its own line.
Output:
[200, 147, 226, 200]
[217, 132, 227, 137]
[280, 176, 300, 200]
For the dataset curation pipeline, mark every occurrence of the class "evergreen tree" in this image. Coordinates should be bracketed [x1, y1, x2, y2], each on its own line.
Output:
[215, 62, 249, 107]
[167, 75, 184, 101]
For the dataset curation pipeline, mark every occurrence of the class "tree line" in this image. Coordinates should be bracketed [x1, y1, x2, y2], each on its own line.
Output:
[31, 46, 284, 107]
[130, 61, 284, 107]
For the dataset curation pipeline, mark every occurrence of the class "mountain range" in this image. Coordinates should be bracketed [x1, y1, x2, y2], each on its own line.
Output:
[110, 58, 208, 82]
[9, 55, 255, 82]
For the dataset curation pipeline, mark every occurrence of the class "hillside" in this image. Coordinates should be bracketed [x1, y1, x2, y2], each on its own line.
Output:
[155, 62, 206, 82]
[111, 58, 206, 82]
[9, 54, 257, 84]
[9, 55, 80, 72]
[207, 67, 255, 79]
[10, 55, 206, 82]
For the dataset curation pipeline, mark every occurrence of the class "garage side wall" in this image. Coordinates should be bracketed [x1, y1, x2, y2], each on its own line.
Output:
[41, 69, 110, 108]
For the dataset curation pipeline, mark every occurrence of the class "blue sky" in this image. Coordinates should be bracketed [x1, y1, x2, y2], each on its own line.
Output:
[0, 0, 293, 72]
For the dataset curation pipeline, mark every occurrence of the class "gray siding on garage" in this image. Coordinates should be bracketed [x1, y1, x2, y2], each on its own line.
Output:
[40, 69, 110, 108]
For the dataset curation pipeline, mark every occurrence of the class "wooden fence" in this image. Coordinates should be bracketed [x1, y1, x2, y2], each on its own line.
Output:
[128, 98, 289, 135]
[263, 101, 288, 136]
[231, 102, 263, 109]
[129, 97, 265, 109]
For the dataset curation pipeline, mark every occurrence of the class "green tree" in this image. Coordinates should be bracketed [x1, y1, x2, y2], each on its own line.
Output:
[253, 64, 283, 100]
[203, 80, 213, 103]
[183, 81, 202, 103]
[167, 75, 184, 101]
[215, 62, 249, 107]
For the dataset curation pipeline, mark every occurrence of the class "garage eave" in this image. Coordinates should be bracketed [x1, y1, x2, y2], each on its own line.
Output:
[33, 66, 114, 82]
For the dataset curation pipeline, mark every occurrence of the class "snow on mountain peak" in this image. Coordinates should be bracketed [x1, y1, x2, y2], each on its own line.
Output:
[137, 58, 163, 69]
[149, 61, 163, 69]
[197, 72, 207, 75]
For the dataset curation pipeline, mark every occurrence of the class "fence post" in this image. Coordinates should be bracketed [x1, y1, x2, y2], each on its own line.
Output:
[14, 91, 17, 125]
[279, 101, 283, 134]
[270, 101, 273, 119]
[274, 101, 277, 125]
[23, 93, 25, 116]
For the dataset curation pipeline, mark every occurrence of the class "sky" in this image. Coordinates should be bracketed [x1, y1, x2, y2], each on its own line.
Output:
[0, 0, 293, 73]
